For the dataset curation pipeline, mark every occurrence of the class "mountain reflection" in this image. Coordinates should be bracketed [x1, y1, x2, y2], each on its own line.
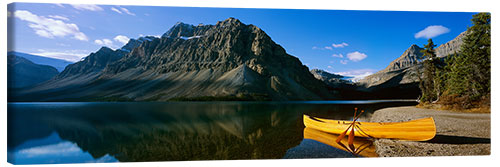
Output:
[8, 102, 306, 162]
[8, 101, 416, 163]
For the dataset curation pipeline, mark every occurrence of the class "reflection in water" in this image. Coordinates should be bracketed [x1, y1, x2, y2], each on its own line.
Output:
[8, 101, 415, 164]
[303, 127, 377, 157]
[8, 132, 118, 164]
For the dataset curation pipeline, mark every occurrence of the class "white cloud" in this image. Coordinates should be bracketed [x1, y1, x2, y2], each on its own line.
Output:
[347, 51, 367, 62]
[313, 43, 347, 50]
[70, 4, 103, 11]
[47, 15, 69, 21]
[415, 25, 450, 39]
[111, 7, 122, 14]
[119, 7, 135, 16]
[57, 43, 70, 47]
[13, 10, 88, 41]
[54, 3, 65, 8]
[327, 65, 333, 69]
[332, 53, 343, 58]
[94, 39, 114, 48]
[111, 6, 135, 16]
[340, 60, 348, 64]
[29, 49, 90, 62]
[312, 46, 334, 50]
[332, 42, 348, 48]
[113, 35, 130, 45]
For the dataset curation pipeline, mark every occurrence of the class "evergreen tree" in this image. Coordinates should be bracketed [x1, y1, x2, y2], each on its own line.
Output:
[419, 38, 438, 102]
[445, 12, 490, 105]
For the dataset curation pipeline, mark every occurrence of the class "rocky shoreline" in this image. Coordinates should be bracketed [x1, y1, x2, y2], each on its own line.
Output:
[370, 106, 490, 157]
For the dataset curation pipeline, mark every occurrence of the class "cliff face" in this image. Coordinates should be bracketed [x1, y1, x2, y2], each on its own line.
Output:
[383, 44, 424, 73]
[12, 18, 336, 101]
[435, 31, 467, 57]
[359, 45, 424, 88]
[357, 31, 466, 98]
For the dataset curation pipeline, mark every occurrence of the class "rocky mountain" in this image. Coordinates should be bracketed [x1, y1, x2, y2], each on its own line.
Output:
[435, 31, 467, 57]
[383, 44, 424, 73]
[56, 46, 128, 78]
[7, 54, 59, 88]
[359, 44, 424, 88]
[11, 18, 336, 102]
[310, 69, 344, 81]
[7, 51, 72, 72]
[357, 31, 467, 99]
[119, 36, 157, 52]
[310, 69, 352, 87]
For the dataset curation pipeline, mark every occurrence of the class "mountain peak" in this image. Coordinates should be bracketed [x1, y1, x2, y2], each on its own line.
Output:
[120, 36, 157, 52]
[162, 22, 196, 38]
[15, 17, 336, 101]
[216, 17, 243, 27]
[57, 45, 126, 78]
[378, 44, 424, 73]
[98, 46, 114, 52]
[223, 17, 241, 23]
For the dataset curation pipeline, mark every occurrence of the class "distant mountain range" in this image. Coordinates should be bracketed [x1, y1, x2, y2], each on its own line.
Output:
[355, 31, 467, 99]
[7, 54, 59, 88]
[9, 18, 467, 101]
[309, 69, 352, 87]
[7, 51, 73, 72]
[10, 18, 336, 102]
[307, 31, 466, 99]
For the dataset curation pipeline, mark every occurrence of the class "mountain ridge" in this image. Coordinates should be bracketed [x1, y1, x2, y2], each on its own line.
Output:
[11, 18, 337, 102]
[7, 51, 72, 72]
[356, 31, 467, 98]
[7, 54, 59, 88]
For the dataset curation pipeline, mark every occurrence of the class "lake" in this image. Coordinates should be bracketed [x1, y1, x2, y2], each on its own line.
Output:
[7, 100, 417, 164]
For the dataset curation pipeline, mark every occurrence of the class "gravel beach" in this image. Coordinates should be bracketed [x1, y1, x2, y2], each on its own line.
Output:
[370, 106, 490, 157]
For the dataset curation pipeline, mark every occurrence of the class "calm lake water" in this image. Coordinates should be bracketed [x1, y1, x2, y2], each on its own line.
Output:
[7, 100, 416, 164]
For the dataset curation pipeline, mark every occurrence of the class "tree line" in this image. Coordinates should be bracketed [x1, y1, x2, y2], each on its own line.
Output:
[419, 12, 490, 109]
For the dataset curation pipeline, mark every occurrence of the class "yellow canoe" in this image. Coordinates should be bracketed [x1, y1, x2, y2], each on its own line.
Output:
[303, 115, 436, 141]
[304, 127, 378, 157]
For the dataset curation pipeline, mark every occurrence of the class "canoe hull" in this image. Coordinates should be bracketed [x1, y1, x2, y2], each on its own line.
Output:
[303, 115, 436, 141]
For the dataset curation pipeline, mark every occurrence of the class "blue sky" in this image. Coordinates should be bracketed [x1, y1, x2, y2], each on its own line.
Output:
[7, 3, 476, 78]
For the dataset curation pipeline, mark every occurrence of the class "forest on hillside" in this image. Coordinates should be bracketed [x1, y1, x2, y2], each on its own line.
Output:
[418, 13, 490, 111]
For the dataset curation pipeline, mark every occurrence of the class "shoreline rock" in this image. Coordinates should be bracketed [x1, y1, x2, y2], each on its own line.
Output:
[370, 106, 490, 157]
